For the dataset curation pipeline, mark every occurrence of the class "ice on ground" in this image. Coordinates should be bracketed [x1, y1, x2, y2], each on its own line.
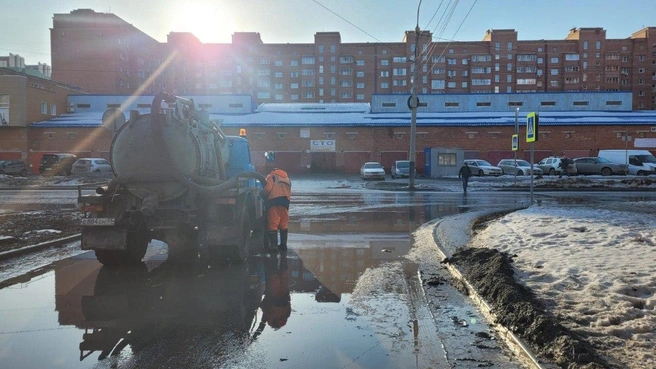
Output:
[469, 205, 656, 369]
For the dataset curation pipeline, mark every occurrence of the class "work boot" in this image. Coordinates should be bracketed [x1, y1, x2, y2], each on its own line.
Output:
[267, 231, 279, 252]
[279, 230, 288, 251]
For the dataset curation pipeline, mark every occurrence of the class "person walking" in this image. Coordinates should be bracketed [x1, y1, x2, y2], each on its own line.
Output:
[260, 168, 292, 251]
[460, 162, 472, 193]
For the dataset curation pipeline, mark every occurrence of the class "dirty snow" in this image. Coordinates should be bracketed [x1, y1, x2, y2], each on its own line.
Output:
[469, 205, 656, 369]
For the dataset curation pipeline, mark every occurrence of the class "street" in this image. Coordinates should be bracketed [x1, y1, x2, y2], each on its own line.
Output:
[1, 176, 655, 368]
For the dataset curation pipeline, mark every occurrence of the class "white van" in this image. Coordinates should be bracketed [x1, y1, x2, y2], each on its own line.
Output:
[598, 149, 656, 175]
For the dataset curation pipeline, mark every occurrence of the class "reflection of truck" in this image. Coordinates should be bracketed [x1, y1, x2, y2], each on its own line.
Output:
[78, 93, 266, 266]
[598, 149, 656, 175]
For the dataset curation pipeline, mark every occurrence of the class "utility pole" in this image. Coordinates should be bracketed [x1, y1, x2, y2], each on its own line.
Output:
[408, 0, 422, 190]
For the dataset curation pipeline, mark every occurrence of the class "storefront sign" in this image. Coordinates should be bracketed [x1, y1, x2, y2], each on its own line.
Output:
[310, 140, 335, 152]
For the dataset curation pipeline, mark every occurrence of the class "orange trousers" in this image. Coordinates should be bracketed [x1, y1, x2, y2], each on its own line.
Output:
[267, 205, 289, 231]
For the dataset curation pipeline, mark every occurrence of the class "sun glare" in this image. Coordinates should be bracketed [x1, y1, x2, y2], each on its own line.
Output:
[175, 3, 236, 43]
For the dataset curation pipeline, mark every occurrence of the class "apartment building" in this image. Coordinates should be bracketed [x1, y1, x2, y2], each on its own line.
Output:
[50, 9, 656, 110]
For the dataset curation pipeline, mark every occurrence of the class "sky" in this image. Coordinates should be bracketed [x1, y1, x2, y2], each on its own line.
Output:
[466, 205, 656, 368]
[3, 0, 656, 66]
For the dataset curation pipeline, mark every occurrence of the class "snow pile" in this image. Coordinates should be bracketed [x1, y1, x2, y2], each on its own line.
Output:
[469, 205, 656, 368]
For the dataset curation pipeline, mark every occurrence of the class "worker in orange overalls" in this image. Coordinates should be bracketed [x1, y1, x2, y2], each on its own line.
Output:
[260, 168, 292, 251]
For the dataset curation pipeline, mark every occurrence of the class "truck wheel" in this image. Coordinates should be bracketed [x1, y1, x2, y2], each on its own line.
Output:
[231, 213, 252, 262]
[94, 231, 149, 266]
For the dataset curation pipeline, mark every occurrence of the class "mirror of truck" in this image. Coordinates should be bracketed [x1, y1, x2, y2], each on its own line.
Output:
[265, 151, 276, 162]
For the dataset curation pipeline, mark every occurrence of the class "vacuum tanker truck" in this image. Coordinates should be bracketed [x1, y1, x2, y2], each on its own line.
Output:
[78, 93, 267, 266]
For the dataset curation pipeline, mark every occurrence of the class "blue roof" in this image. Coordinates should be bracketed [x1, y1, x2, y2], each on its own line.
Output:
[30, 103, 656, 128]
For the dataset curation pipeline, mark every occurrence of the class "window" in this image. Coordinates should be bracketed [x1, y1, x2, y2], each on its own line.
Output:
[340, 69, 353, 76]
[606, 53, 620, 60]
[565, 77, 580, 84]
[462, 71, 469, 77]
[290, 83, 299, 89]
[291, 60, 299, 66]
[573, 100, 589, 106]
[432, 67, 445, 74]
[290, 71, 299, 78]
[476, 102, 491, 107]
[447, 58, 457, 65]
[431, 80, 445, 89]
[330, 45, 336, 53]
[318, 45, 324, 53]
[393, 56, 407, 63]
[339, 91, 352, 98]
[461, 82, 468, 88]
[356, 71, 364, 77]
[583, 41, 588, 50]
[550, 57, 559, 63]
[472, 67, 491, 74]
[380, 82, 389, 88]
[380, 71, 389, 77]
[356, 60, 364, 66]
[340, 80, 353, 87]
[517, 54, 537, 61]
[438, 153, 457, 166]
[356, 82, 364, 89]
[565, 54, 580, 61]
[565, 66, 580, 72]
[302, 80, 315, 87]
[507, 42, 513, 50]
[392, 68, 407, 76]
[508, 101, 523, 107]
[471, 79, 491, 85]
[392, 79, 407, 86]
[606, 100, 622, 106]
[340, 56, 353, 64]
[382, 102, 396, 108]
[595, 41, 601, 49]
[50, 104, 56, 115]
[274, 71, 283, 78]
[302, 92, 315, 99]
[380, 59, 389, 66]
[356, 94, 365, 100]
[447, 70, 457, 77]
[41, 102, 47, 114]
[517, 78, 536, 85]
[551, 69, 559, 75]
[274, 83, 283, 90]
[507, 75, 512, 83]
[471, 55, 491, 62]
[256, 92, 270, 99]
[541, 101, 556, 106]
[432, 55, 445, 63]
[302, 69, 315, 76]
[462, 58, 468, 65]
[445, 102, 459, 107]
[447, 81, 456, 88]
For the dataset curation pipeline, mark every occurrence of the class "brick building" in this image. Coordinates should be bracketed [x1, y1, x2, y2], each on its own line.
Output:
[0, 67, 82, 168]
[51, 9, 656, 110]
[27, 91, 656, 175]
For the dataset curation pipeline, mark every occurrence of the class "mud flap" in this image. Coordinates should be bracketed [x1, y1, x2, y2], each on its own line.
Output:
[81, 227, 128, 250]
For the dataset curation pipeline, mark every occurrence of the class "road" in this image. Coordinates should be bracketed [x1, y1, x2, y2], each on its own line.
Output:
[1, 176, 654, 368]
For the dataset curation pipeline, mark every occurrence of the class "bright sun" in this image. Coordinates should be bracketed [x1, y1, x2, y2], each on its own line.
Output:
[175, 3, 236, 43]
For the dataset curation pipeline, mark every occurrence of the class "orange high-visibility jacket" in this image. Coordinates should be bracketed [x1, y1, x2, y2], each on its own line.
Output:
[262, 168, 291, 208]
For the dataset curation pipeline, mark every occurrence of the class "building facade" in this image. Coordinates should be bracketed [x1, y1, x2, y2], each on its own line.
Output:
[50, 9, 656, 110]
[26, 92, 656, 175]
[0, 68, 82, 164]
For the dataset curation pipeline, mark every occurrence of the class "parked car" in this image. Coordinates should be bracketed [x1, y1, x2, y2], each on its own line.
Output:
[497, 159, 543, 176]
[536, 156, 564, 176]
[39, 153, 77, 176]
[573, 157, 628, 176]
[71, 158, 112, 174]
[360, 161, 386, 180]
[461, 159, 503, 177]
[391, 160, 416, 179]
[0, 159, 27, 176]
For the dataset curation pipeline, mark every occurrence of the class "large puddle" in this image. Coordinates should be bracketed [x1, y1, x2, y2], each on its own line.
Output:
[0, 191, 535, 368]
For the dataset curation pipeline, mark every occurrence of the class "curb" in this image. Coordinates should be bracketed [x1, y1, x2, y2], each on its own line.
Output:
[0, 234, 81, 261]
[431, 210, 558, 369]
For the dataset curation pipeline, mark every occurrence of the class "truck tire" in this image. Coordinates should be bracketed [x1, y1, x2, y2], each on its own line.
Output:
[95, 231, 149, 266]
[227, 212, 252, 263]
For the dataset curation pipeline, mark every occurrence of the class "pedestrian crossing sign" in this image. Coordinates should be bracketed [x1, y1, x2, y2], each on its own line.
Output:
[526, 112, 538, 143]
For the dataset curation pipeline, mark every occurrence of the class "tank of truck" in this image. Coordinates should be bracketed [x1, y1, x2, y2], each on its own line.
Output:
[110, 98, 231, 202]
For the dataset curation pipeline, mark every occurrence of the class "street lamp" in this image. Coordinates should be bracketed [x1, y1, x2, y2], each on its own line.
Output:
[408, 0, 422, 190]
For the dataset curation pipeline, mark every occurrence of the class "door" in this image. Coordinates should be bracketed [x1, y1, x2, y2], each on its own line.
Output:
[311, 152, 336, 173]
[343, 152, 371, 174]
